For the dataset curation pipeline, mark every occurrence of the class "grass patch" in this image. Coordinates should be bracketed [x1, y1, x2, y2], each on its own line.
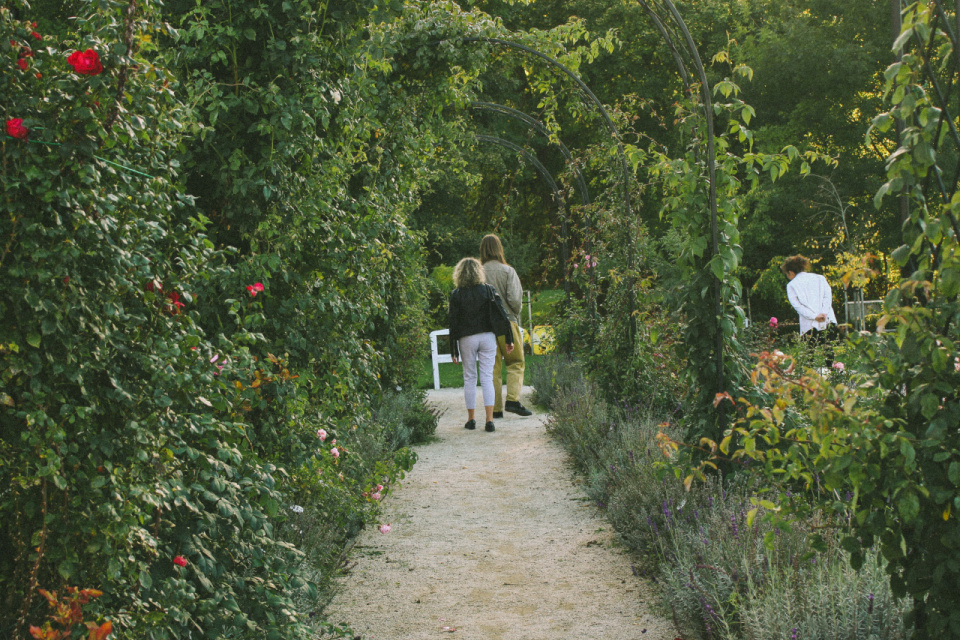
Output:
[415, 351, 542, 389]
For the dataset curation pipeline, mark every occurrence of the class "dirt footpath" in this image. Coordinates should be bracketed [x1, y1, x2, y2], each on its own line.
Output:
[324, 386, 675, 640]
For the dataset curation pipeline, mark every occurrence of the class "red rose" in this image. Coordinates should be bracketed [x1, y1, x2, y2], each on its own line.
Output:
[166, 291, 185, 315]
[6, 118, 28, 140]
[66, 49, 103, 76]
[173, 555, 187, 567]
[17, 57, 27, 71]
[31, 32, 41, 41]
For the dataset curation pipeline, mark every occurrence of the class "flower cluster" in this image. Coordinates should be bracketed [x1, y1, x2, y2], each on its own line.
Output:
[573, 253, 598, 269]
[246, 282, 265, 297]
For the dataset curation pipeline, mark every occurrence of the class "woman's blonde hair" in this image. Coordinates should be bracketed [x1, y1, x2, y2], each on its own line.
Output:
[479, 234, 507, 264]
[453, 257, 486, 288]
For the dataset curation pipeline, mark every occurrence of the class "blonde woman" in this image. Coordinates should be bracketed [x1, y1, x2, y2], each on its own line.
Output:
[449, 257, 514, 432]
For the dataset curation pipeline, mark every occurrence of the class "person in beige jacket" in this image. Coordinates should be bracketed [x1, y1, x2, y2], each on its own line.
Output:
[480, 234, 533, 418]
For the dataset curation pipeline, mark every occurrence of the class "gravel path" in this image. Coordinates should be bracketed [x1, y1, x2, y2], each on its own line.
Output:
[324, 386, 676, 640]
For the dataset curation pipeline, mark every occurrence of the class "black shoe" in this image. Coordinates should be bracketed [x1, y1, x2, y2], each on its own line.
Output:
[492, 411, 503, 419]
[505, 401, 533, 417]
[485, 421, 495, 432]
[464, 419, 476, 430]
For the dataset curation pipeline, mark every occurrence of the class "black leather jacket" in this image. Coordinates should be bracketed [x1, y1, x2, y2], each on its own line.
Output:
[448, 284, 514, 359]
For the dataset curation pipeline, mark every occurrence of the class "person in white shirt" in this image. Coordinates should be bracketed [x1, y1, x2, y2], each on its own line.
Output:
[781, 255, 839, 363]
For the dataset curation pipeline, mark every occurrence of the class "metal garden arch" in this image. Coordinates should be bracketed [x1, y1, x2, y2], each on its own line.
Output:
[428, 0, 726, 402]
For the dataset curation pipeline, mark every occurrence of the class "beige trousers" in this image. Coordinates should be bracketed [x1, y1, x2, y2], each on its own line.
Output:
[493, 321, 525, 411]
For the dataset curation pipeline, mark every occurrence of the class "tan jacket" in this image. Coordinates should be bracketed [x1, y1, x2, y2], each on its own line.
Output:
[483, 260, 523, 324]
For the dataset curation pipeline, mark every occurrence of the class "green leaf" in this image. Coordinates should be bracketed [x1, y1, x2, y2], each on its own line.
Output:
[27, 333, 41, 348]
[139, 570, 153, 590]
[891, 244, 912, 266]
[949, 462, 960, 486]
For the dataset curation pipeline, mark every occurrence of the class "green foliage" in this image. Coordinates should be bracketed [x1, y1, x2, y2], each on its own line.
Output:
[748, 255, 791, 321]
[0, 0, 492, 637]
[676, 4, 960, 637]
[538, 356, 909, 640]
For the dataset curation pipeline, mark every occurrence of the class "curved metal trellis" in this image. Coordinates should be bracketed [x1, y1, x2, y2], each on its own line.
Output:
[474, 134, 572, 295]
[635, 0, 724, 403]
[429, 10, 726, 405]
[470, 101, 591, 207]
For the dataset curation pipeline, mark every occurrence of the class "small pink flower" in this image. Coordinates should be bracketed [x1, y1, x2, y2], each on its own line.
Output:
[769, 317, 778, 328]
[832, 361, 845, 371]
[330, 447, 339, 459]
[173, 555, 187, 567]
[378, 523, 391, 534]
[573, 263, 578, 268]
[377, 484, 384, 492]
[317, 429, 327, 441]
[252, 282, 264, 292]
[210, 354, 219, 363]
[371, 492, 381, 501]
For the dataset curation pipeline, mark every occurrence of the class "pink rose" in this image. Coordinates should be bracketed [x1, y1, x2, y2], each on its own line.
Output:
[67, 49, 103, 75]
[378, 523, 391, 534]
[769, 317, 778, 328]
[371, 492, 381, 501]
[317, 429, 327, 441]
[832, 361, 845, 371]
[330, 447, 339, 459]
[6, 118, 28, 140]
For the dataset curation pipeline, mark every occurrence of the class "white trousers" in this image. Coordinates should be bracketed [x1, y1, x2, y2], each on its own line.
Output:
[458, 332, 497, 410]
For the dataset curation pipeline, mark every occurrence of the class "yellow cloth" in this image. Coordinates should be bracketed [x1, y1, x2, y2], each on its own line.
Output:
[493, 321, 525, 411]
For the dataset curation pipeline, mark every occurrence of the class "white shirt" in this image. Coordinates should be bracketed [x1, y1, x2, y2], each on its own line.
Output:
[786, 272, 837, 335]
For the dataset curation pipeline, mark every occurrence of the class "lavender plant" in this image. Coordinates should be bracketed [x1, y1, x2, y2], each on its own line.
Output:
[541, 356, 910, 640]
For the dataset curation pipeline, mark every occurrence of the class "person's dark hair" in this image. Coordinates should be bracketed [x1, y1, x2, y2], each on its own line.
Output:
[781, 255, 811, 275]
[453, 257, 485, 288]
[479, 234, 507, 265]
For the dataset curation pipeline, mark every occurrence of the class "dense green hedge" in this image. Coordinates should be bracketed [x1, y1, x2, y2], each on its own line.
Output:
[0, 1, 453, 637]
